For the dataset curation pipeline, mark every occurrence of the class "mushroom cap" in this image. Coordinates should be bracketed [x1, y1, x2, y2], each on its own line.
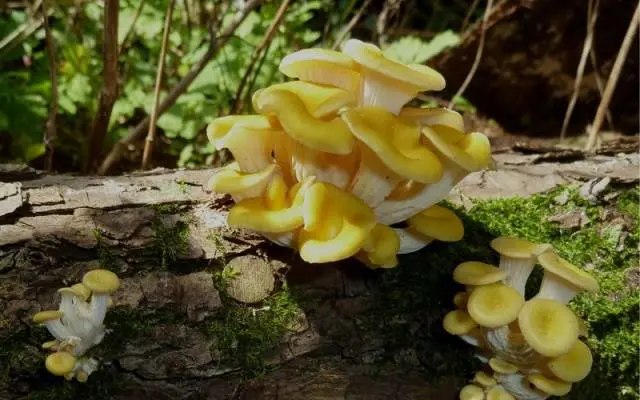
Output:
[45, 352, 77, 376]
[443, 310, 478, 335]
[422, 126, 491, 172]
[279, 48, 356, 77]
[407, 205, 464, 242]
[474, 371, 497, 387]
[42, 340, 59, 350]
[254, 89, 355, 155]
[399, 107, 465, 133]
[453, 291, 469, 309]
[453, 262, 506, 286]
[208, 163, 278, 195]
[82, 269, 121, 294]
[459, 384, 485, 400]
[485, 387, 515, 400]
[256, 81, 353, 118]
[547, 340, 593, 382]
[488, 358, 518, 375]
[517, 298, 580, 357]
[362, 223, 400, 267]
[467, 283, 525, 328]
[341, 107, 443, 183]
[206, 115, 273, 147]
[537, 251, 599, 292]
[527, 374, 572, 396]
[341, 39, 445, 91]
[70, 283, 91, 301]
[489, 237, 549, 259]
[33, 310, 64, 323]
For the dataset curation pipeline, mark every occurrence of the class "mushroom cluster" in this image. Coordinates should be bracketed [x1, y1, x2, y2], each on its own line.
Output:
[207, 39, 491, 268]
[444, 237, 599, 400]
[32, 269, 120, 382]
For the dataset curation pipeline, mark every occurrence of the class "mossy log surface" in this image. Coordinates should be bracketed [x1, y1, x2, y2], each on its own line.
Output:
[0, 150, 638, 400]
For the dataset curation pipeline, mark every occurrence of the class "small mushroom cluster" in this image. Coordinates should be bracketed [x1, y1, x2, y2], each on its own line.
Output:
[443, 237, 599, 400]
[32, 269, 120, 382]
[207, 39, 491, 268]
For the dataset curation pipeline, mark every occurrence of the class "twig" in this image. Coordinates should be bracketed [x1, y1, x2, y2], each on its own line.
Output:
[230, 0, 290, 114]
[141, 0, 175, 170]
[461, 0, 481, 32]
[97, 0, 263, 175]
[86, 0, 120, 172]
[331, 0, 373, 50]
[585, 0, 639, 150]
[589, 40, 614, 130]
[0, 0, 44, 57]
[244, 39, 273, 112]
[42, 0, 57, 172]
[119, 0, 146, 54]
[448, 0, 494, 109]
[560, 0, 599, 140]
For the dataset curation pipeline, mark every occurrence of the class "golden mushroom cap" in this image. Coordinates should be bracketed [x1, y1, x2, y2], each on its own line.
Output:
[485, 387, 515, 400]
[488, 358, 518, 375]
[207, 115, 273, 148]
[362, 223, 401, 267]
[537, 251, 599, 292]
[459, 384, 485, 400]
[279, 48, 356, 77]
[467, 283, 525, 328]
[421, 127, 491, 172]
[399, 107, 465, 133]
[82, 269, 120, 294]
[33, 310, 63, 324]
[443, 310, 478, 335]
[453, 262, 506, 286]
[453, 291, 469, 309]
[547, 339, 593, 382]
[517, 298, 580, 357]
[473, 371, 497, 387]
[45, 352, 77, 376]
[407, 205, 464, 242]
[489, 237, 548, 259]
[70, 283, 91, 301]
[208, 163, 278, 195]
[527, 374, 572, 396]
[256, 81, 353, 118]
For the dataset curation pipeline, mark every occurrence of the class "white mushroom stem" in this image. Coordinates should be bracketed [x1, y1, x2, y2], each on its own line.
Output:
[486, 326, 538, 366]
[496, 373, 549, 400]
[43, 319, 74, 342]
[358, 70, 413, 114]
[217, 127, 273, 173]
[348, 146, 400, 207]
[395, 228, 434, 254]
[58, 293, 86, 337]
[70, 324, 105, 356]
[498, 256, 537, 295]
[375, 163, 460, 225]
[89, 294, 110, 326]
[291, 143, 354, 189]
[534, 273, 581, 304]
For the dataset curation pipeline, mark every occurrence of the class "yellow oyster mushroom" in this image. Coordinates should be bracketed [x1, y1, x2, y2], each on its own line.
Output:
[453, 262, 506, 287]
[45, 352, 77, 377]
[459, 384, 485, 400]
[359, 223, 401, 268]
[485, 387, 515, 400]
[254, 89, 355, 155]
[443, 309, 478, 335]
[547, 339, 593, 383]
[208, 162, 278, 201]
[399, 107, 466, 134]
[488, 358, 519, 375]
[341, 39, 445, 114]
[298, 182, 376, 263]
[467, 283, 525, 328]
[453, 291, 469, 309]
[536, 250, 599, 304]
[279, 48, 360, 96]
[518, 298, 580, 357]
[473, 371, 497, 387]
[256, 81, 354, 118]
[289, 139, 360, 189]
[527, 374, 572, 397]
[406, 205, 464, 242]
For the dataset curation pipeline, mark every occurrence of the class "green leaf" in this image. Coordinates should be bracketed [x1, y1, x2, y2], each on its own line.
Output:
[383, 31, 460, 64]
[24, 142, 46, 162]
[157, 112, 183, 135]
[177, 144, 194, 167]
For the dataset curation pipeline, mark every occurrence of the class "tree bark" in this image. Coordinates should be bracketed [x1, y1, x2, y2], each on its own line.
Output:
[0, 151, 637, 399]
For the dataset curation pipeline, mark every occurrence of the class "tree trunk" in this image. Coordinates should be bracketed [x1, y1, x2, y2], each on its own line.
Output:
[0, 150, 637, 399]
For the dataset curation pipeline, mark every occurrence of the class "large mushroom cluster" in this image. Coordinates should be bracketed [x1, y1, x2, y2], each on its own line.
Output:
[443, 237, 599, 400]
[207, 39, 491, 268]
[32, 269, 120, 382]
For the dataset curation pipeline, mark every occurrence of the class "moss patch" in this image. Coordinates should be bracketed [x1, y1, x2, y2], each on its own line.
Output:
[371, 185, 639, 399]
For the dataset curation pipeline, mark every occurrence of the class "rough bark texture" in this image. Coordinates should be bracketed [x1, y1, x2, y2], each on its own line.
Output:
[0, 151, 637, 399]
[432, 0, 639, 137]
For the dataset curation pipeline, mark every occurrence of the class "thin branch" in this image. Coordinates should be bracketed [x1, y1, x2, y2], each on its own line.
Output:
[461, 0, 481, 32]
[244, 38, 273, 112]
[141, 0, 175, 170]
[589, 39, 615, 130]
[42, 0, 57, 172]
[560, 0, 599, 140]
[119, 0, 146, 54]
[230, 0, 291, 114]
[448, 0, 494, 109]
[0, 0, 44, 57]
[585, 0, 639, 150]
[331, 0, 373, 50]
[97, 0, 263, 175]
[85, 0, 120, 172]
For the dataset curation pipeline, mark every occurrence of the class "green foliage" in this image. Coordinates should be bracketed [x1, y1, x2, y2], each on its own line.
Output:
[149, 215, 191, 269]
[205, 286, 300, 378]
[371, 185, 639, 398]
[383, 31, 460, 64]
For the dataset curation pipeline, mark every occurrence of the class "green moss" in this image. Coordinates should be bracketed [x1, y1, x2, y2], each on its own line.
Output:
[149, 215, 190, 268]
[370, 185, 639, 398]
[204, 285, 300, 378]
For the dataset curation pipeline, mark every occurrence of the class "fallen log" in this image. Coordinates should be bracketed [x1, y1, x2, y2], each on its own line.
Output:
[0, 151, 637, 399]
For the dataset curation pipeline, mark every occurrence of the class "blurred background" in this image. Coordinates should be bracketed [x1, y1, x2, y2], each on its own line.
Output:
[0, 0, 637, 175]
